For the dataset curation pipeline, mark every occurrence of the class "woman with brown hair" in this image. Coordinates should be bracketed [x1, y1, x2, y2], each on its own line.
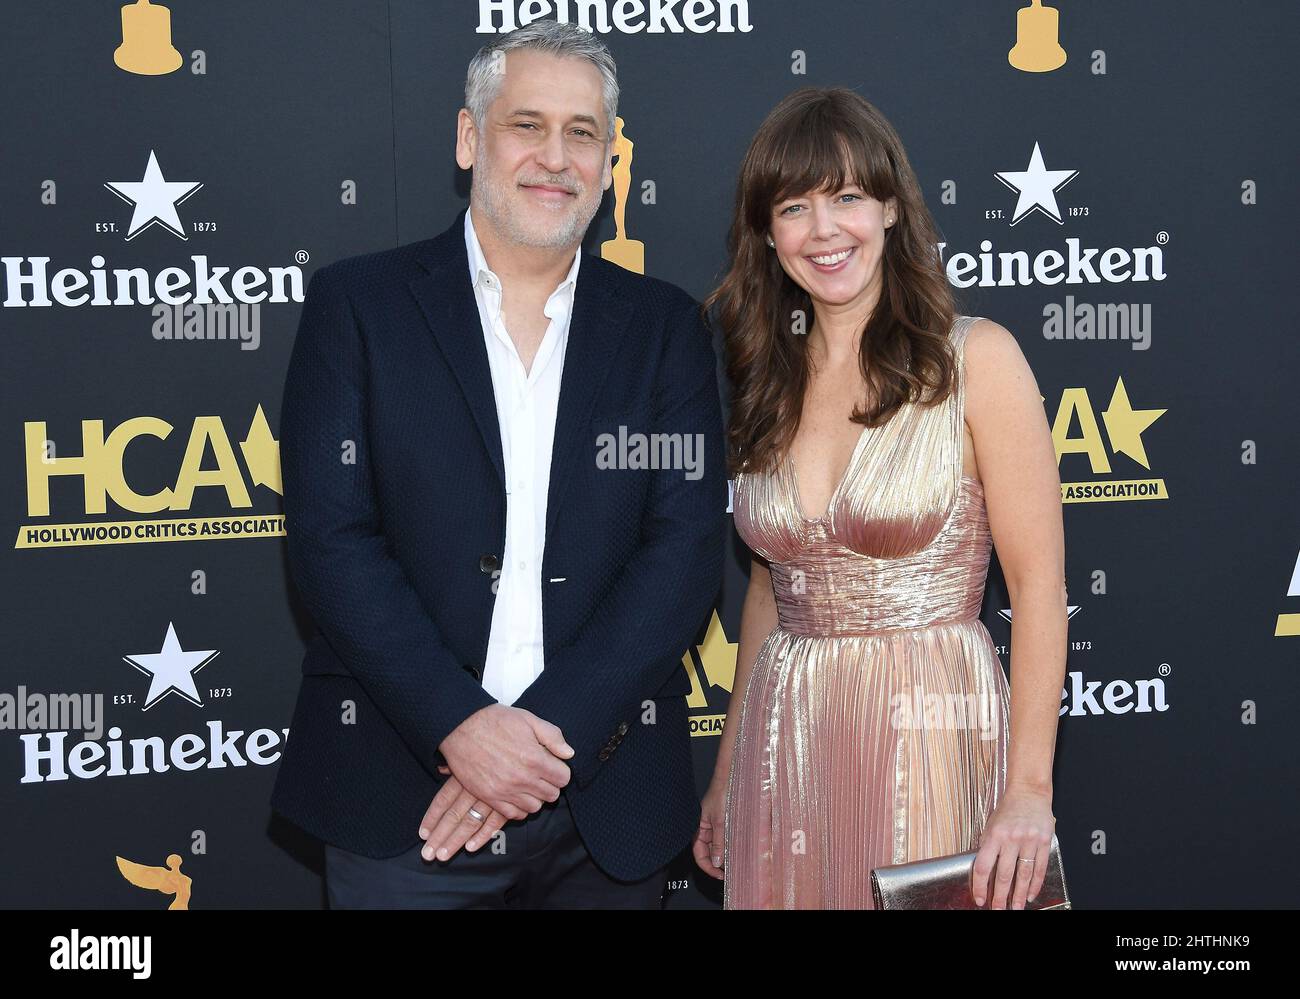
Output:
[691, 87, 1067, 909]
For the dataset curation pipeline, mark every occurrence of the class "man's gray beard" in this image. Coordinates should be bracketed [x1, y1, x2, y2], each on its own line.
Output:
[473, 158, 603, 249]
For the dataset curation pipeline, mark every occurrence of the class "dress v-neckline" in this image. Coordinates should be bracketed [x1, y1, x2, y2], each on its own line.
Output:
[786, 423, 872, 524]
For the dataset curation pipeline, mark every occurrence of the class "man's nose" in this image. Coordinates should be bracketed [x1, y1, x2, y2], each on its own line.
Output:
[537, 129, 568, 174]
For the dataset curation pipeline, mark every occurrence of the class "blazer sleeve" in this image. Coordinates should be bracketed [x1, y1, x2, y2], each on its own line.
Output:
[511, 290, 726, 788]
[280, 263, 498, 776]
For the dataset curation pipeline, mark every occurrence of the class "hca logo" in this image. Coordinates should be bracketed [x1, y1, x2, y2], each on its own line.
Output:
[1049, 376, 1167, 504]
[682, 610, 736, 737]
[1276, 549, 1300, 638]
[17, 406, 284, 549]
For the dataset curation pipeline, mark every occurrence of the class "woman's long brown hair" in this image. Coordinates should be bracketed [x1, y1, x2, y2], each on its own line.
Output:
[704, 86, 960, 478]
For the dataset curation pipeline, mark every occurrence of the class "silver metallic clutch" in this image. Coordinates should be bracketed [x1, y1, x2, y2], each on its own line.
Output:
[870, 834, 1070, 909]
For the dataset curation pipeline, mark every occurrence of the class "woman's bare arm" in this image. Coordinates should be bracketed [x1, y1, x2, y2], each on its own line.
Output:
[964, 318, 1067, 795]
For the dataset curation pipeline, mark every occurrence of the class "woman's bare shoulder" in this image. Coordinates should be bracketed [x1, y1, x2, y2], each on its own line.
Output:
[961, 317, 1040, 411]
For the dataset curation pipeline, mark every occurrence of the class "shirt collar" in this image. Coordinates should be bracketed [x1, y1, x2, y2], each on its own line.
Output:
[464, 205, 582, 306]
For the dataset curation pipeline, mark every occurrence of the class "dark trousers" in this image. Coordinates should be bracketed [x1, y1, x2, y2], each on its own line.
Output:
[324, 792, 667, 909]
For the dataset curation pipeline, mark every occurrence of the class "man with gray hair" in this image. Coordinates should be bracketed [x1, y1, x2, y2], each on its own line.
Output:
[271, 19, 725, 908]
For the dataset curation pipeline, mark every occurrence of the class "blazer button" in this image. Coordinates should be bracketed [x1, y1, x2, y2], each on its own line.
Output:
[464, 663, 482, 681]
[479, 554, 500, 574]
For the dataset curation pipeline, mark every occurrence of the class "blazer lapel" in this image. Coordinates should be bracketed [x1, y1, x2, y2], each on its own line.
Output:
[408, 208, 505, 488]
[545, 261, 632, 543]
[407, 206, 635, 536]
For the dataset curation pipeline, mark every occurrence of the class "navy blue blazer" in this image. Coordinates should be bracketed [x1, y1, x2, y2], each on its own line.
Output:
[270, 208, 726, 882]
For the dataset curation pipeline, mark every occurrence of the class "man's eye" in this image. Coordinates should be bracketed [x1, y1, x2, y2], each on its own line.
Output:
[514, 122, 537, 130]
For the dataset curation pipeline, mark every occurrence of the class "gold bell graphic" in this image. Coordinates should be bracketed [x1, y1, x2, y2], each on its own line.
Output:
[113, 0, 183, 76]
[1008, 0, 1067, 73]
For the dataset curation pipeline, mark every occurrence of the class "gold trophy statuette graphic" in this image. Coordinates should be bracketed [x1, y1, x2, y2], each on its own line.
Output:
[117, 853, 192, 909]
[600, 117, 645, 275]
[1008, 0, 1067, 73]
[114, 0, 183, 76]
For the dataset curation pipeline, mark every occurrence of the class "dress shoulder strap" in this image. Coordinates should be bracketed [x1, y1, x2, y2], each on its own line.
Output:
[949, 313, 982, 354]
[948, 314, 984, 402]
[945, 315, 984, 483]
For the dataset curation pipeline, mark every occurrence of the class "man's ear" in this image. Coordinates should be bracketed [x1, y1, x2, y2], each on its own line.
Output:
[602, 148, 613, 191]
[455, 108, 477, 171]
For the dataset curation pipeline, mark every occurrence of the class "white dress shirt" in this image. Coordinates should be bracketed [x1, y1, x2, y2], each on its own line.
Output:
[464, 206, 582, 705]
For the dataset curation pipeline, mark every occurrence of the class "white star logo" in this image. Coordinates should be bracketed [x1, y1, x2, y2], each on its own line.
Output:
[123, 622, 219, 710]
[998, 606, 1081, 623]
[994, 142, 1079, 226]
[104, 150, 203, 241]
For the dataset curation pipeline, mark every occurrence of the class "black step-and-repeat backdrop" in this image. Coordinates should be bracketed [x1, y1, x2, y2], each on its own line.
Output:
[2, 2, 1295, 909]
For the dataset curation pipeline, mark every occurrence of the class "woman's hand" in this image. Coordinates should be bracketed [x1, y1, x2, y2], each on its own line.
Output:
[692, 779, 728, 880]
[970, 784, 1055, 909]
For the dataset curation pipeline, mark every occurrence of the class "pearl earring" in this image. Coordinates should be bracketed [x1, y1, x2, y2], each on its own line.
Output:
[766, 234, 775, 248]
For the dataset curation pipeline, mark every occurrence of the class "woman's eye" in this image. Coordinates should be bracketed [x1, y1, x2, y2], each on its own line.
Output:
[780, 204, 803, 215]
[839, 193, 862, 203]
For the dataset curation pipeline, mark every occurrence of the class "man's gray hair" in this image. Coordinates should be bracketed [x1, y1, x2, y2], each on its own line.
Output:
[464, 19, 620, 143]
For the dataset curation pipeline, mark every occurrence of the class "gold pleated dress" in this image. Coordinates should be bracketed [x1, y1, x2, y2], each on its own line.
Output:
[723, 315, 1010, 909]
